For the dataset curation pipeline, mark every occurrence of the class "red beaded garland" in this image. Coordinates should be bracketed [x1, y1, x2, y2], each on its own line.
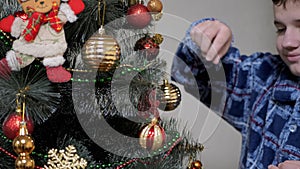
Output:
[0, 146, 17, 159]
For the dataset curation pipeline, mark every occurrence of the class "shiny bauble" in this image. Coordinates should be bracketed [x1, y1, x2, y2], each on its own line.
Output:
[82, 28, 121, 72]
[126, 4, 151, 29]
[157, 80, 181, 111]
[15, 155, 35, 169]
[128, 0, 138, 7]
[139, 118, 166, 151]
[152, 33, 164, 45]
[152, 12, 163, 21]
[134, 34, 160, 61]
[2, 113, 34, 140]
[13, 135, 35, 154]
[147, 0, 163, 13]
[190, 160, 203, 169]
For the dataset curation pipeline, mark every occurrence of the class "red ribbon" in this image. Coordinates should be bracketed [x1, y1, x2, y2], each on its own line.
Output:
[22, 2, 63, 42]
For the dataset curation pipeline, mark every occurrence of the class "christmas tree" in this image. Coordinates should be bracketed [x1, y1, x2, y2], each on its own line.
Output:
[0, 0, 204, 168]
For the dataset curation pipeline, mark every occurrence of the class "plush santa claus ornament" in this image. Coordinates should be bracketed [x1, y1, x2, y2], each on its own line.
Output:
[0, 0, 84, 83]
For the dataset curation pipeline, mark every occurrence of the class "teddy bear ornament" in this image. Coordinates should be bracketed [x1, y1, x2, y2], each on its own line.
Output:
[0, 0, 85, 83]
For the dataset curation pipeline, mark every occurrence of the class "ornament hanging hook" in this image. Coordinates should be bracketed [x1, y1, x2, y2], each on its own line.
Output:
[98, 0, 107, 34]
[16, 86, 30, 121]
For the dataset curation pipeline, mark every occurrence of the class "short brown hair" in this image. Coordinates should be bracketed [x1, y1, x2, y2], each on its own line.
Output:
[272, 0, 298, 8]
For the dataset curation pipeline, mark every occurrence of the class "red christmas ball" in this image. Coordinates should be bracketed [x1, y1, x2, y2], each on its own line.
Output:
[134, 34, 160, 61]
[139, 118, 166, 151]
[2, 113, 34, 140]
[126, 4, 151, 29]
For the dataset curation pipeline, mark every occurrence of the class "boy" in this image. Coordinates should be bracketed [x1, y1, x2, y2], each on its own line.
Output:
[171, 0, 300, 168]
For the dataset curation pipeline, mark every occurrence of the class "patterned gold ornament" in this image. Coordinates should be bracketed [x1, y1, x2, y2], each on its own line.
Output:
[82, 27, 121, 72]
[13, 135, 35, 155]
[147, 0, 163, 21]
[189, 160, 203, 169]
[139, 118, 166, 151]
[152, 33, 164, 45]
[13, 122, 35, 169]
[147, 0, 163, 13]
[157, 79, 181, 111]
[12, 122, 35, 155]
[44, 145, 87, 169]
[15, 155, 35, 169]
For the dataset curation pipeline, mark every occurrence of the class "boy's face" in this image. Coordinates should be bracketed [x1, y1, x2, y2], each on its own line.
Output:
[274, 0, 300, 77]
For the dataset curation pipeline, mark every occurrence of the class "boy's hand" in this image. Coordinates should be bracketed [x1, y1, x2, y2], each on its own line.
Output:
[268, 160, 300, 169]
[190, 20, 232, 64]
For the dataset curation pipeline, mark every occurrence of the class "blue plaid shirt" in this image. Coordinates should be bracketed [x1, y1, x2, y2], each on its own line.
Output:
[171, 19, 300, 169]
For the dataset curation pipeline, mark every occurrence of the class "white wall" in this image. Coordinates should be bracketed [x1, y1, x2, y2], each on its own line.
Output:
[160, 0, 277, 54]
[155, 0, 277, 168]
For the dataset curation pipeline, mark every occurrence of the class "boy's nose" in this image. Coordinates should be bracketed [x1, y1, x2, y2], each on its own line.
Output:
[282, 29, 300, 50]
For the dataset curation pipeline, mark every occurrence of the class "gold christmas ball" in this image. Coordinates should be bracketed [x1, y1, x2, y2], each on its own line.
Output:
[147, 0, 163, 13]
[13, 135, 35, 154]
[157, 80, 181, 111]
[139, 118, 166, 151]
[153, 12, 163, 21]
[152, 33, 164, 45]
[15, 155, 35, 169]
[128, 0, 138, 6]
[82, 28, 121, 72]
[191, 160, 203, 169]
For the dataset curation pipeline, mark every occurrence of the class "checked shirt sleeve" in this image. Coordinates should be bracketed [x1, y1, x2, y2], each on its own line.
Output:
[171, 18, 252, 130]
[171, 18, 217, 108]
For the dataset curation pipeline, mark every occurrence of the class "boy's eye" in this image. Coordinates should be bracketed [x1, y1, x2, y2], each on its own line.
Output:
[274, 21, 286, 34]
[276, 29, 284, 33]
[276, 27, 286, 34]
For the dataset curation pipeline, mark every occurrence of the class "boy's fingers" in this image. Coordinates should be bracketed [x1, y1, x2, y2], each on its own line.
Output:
[278, 161, 300, 169]
[268, 165, 279, 169]
[191, 20, 232, 64]
[191, 22, 213, 56]
[191, 22, 207, 46]
[207, 29, 231, 63]
[284, 161, 300, 165]
[199, 23, 219, 56]
[191, 21, 218, 53]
